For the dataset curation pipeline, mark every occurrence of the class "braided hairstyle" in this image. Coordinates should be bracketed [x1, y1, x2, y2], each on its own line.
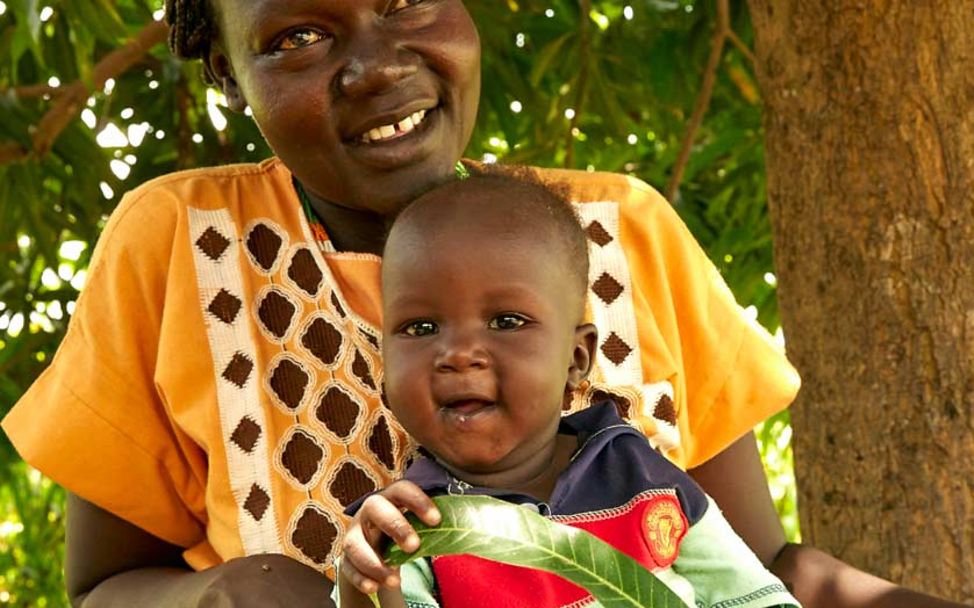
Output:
[164, 0, 215, 63]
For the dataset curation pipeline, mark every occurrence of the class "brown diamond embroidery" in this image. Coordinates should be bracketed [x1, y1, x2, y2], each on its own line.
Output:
[653, 394, 678, 426]
[231, 417, 261, 453]
[586, 221, 614, 247]
[243, 484, 271, 521]
[247, 223, 284, 272]
[291, 506, 338, 565]
[288, 248, 324, 297]
[368, 416, 397, 470]
[269, 357, 310, 411]
[223, 352, 254, 387]
[590, 389, 632, 419]
[351, 350, 377, 391]
[208, 289, 242, 324]
[592, 273, 625, 306]
[315, 386, 361, 440]
[600, 333, 632, 366]
[281, 429, 325, 485]
[301, 317, 344, 367]
[258, 289, 298, 340]
[330, 461, 378, 507]
[196, 226, 231, 261]
[330, 292, 346, 318]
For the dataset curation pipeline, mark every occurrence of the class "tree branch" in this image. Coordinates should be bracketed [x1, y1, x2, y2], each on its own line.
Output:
[666, 0, 749, 203]
[3, 83, 65, 99]
[0, 20, 168, 165]
[0, 142, 30, 164]
[726, 29, 756, 65]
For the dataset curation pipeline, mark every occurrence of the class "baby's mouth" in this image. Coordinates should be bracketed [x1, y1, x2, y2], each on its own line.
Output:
[442, 399, 495, 416]
[357, 108, 432, 144]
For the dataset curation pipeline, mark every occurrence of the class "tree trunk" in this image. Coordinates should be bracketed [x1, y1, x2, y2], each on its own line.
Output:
[747, 1, 974, 600]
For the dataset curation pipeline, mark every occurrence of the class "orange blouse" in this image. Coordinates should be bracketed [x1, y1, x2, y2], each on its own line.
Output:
[2, 158, 799, 578]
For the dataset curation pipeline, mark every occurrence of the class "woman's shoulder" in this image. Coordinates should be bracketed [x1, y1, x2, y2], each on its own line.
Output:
[93, 158, 293, 265]
[524, 166, 691, 250]
[122, 157, 290, 210]
[526, 165, 665, 207]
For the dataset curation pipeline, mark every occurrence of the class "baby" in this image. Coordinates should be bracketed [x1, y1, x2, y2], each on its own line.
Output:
[337, 172, 800, 608]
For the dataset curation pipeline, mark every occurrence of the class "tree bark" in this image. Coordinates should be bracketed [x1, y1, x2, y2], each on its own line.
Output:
[747, 1, 974, 601]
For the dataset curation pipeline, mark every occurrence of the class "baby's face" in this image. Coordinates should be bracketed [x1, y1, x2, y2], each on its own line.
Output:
[381, 191, 585, 477]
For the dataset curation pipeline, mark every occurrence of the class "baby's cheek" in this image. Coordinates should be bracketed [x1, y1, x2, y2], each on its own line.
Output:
[383, 357, 426, 409]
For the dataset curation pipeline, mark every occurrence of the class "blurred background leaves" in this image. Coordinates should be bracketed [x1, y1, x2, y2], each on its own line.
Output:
[0, 1, 794, 605]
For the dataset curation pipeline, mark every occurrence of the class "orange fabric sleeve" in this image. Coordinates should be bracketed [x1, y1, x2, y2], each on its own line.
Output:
[620, 179, 800, 469]
[2, 189, 207, 548]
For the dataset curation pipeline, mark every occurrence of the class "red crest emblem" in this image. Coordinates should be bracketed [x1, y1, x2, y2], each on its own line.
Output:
[640, 495, 687, 568]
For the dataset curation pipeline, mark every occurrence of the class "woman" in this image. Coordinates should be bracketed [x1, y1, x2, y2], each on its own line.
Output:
[2, 1, 962, 606]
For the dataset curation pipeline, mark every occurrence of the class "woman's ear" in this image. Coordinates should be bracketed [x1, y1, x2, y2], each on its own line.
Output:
[205, 48, 248, 113]
[566, 323, 598, 392]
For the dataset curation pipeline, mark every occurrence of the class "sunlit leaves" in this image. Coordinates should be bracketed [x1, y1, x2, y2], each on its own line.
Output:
[0, 462, 66, 607]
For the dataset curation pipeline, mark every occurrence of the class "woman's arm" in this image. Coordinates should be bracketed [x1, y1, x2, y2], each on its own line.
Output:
[689, 433, 968, 608]
[66, 494, 335, 608]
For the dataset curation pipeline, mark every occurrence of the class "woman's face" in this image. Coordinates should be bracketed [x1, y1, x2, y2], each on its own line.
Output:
[211, 0, 481, 215]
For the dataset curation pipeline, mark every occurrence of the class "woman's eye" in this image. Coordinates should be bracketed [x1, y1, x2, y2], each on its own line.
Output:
[401, 320, 438, 337]
[275, 29, 326, 51]
[388, 0, 424, 13]
[488, 314, 528, 331]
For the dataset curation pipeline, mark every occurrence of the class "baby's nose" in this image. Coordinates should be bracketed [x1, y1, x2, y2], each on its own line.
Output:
[434, 332, 490, 373]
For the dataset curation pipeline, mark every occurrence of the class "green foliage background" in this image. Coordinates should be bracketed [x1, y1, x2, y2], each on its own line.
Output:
[0, 1, 797, 605]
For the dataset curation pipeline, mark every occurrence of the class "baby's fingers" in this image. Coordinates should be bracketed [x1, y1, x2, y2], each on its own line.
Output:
[341, 520, 399, 590]
[379, 480, 442, 528]
[359, 494, 422, 553]
[340, 557, 397, 595]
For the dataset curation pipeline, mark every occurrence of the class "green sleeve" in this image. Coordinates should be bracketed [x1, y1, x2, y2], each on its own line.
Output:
[400, 557, 440, 608]
[672, 496, 801, 608]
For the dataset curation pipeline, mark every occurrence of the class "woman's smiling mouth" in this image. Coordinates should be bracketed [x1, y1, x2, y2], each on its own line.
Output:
[357, 108, 433, 144]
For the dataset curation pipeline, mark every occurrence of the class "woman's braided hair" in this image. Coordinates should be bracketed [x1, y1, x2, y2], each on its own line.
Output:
[164, 0, 215, 61]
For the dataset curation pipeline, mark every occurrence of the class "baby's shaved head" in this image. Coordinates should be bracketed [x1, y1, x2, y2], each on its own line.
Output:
[384, 172, 590, 320]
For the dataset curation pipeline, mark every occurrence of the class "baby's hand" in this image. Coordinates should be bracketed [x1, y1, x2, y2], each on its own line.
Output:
[340, 480, 441, 595]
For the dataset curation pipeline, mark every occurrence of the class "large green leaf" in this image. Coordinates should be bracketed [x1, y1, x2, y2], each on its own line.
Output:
[385, 495, 685, 608]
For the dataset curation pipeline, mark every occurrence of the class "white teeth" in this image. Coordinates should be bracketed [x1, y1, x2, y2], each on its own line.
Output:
[397, 116, 415, 133]
[360, 109, 429, 143]
[364, 128, 382, 143]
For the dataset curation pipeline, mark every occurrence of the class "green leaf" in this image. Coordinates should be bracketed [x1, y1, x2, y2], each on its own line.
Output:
[385, 495, 684, 607]
[7, 0, 43, 66]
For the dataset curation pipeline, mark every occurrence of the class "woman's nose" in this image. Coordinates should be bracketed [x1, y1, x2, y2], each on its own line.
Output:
[337, 30, 419, 98]
[434, 332, 490, 373]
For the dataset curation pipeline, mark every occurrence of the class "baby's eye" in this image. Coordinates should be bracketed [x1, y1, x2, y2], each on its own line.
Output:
[400, 320, 438, 337]
[275, 29, 327, 51]
[488, 314, 528, 331]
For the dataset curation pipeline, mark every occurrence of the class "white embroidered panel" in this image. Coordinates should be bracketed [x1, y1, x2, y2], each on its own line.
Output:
[573, 201, 680, 452]
[188, 207, 284, 555]
[574, 201, 644, 385]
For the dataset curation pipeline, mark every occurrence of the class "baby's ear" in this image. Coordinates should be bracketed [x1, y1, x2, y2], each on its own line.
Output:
[566, 323, 598, 390]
